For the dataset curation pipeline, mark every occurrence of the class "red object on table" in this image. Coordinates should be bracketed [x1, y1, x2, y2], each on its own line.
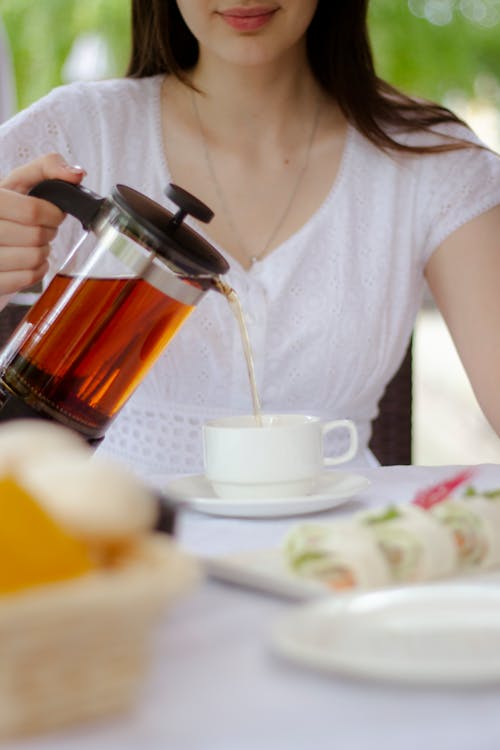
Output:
[412, 468, 475, 510]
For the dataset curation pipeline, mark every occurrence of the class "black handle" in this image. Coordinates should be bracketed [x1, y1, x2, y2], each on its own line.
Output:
[165, 183, 214, 227]
[28, 179, 106, 229]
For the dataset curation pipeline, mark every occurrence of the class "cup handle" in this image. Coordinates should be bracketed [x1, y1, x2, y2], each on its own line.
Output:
[322, 419, 358, 466]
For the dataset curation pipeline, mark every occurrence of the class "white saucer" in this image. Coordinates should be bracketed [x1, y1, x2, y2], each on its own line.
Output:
[164, 471, 370, 519]
[272, 583, 500, 685]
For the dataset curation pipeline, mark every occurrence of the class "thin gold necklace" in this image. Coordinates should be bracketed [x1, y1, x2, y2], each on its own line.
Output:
[191, 89, 321, 266]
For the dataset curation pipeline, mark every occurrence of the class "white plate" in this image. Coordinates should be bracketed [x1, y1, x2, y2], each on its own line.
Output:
[204, 548, 330, 599]
[204, 547, 500, 601]
[164, 471, 370, 518]
[272, 583, 500, 685]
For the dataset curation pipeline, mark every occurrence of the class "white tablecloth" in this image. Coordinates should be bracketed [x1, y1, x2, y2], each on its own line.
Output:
[8, 463, 500, 750]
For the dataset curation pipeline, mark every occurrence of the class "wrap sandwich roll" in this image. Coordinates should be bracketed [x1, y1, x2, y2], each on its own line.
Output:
[357, 504, 458, 583]
[430, 494, 500, 570]
[283, 521, 391, 591]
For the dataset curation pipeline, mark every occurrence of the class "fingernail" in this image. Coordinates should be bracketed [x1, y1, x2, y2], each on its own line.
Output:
[64, 164, 86, 174]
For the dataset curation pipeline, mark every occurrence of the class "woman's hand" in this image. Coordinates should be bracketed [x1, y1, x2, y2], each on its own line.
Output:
[0, 153, 86, 296]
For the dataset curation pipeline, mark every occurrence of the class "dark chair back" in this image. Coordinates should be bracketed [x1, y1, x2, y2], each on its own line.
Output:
[369, 338, 413, 465]
[0, 303, 29, 346]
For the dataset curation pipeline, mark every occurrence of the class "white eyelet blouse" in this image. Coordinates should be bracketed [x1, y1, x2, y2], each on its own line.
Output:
[0, 76, 499, 480]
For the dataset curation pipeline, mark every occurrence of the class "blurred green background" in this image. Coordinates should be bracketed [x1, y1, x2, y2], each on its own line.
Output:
[1, 0, 499, 147]
[1, 0, 131, 110]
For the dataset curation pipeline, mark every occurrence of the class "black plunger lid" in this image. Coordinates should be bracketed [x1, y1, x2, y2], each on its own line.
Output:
[112, 183, 229, 279]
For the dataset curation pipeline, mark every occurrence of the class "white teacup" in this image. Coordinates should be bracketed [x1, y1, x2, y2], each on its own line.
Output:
[202, 414, 358, 499]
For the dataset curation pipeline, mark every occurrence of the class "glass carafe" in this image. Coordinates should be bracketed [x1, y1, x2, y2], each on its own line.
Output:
[0, 180, 229, 442]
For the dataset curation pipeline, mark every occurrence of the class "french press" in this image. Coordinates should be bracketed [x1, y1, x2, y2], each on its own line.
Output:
[0, 179, 230, 443]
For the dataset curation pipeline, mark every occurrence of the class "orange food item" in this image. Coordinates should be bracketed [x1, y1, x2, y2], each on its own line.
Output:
[0, 476, 95, 594]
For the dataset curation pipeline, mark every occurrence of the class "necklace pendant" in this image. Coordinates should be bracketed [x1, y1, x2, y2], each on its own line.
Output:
[250, 256, 259, 266]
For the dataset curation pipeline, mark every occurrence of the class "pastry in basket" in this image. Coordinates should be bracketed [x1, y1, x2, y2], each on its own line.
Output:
[18, 451, 160, 566]
[0, 418, 91, 473]
[283, 521, 391, 591]
[0, 475, 96, 594]
[0, 420, 199, 738]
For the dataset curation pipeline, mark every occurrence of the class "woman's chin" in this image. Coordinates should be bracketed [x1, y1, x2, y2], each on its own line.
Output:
[204, 39, 307, 72]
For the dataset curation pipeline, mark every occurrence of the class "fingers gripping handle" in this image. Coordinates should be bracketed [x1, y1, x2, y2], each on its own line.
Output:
[322, 419, 358, 466]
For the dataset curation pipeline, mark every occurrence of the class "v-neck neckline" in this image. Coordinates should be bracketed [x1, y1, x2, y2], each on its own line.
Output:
[151, 75, 355, 276]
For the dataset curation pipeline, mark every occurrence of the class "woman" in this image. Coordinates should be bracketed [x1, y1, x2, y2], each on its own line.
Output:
[0, 1, 498, 479]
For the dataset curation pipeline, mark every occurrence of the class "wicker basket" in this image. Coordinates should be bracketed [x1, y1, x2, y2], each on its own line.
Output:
[0, 534, 200, 738]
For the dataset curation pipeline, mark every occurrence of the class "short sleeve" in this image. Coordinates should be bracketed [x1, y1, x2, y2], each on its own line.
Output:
[0, 84, 94, 274]
[0, 84, 86, 178]
[415, 125, 500, 264]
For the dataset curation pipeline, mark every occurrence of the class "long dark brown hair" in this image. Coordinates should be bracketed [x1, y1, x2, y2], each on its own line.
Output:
[127, 0, 474, 154]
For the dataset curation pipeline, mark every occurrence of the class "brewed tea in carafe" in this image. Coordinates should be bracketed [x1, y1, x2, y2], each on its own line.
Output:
[0, 180, 230, 441]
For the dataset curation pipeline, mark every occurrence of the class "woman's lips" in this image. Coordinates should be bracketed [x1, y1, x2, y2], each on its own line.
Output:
[218, 6, 278, 31]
